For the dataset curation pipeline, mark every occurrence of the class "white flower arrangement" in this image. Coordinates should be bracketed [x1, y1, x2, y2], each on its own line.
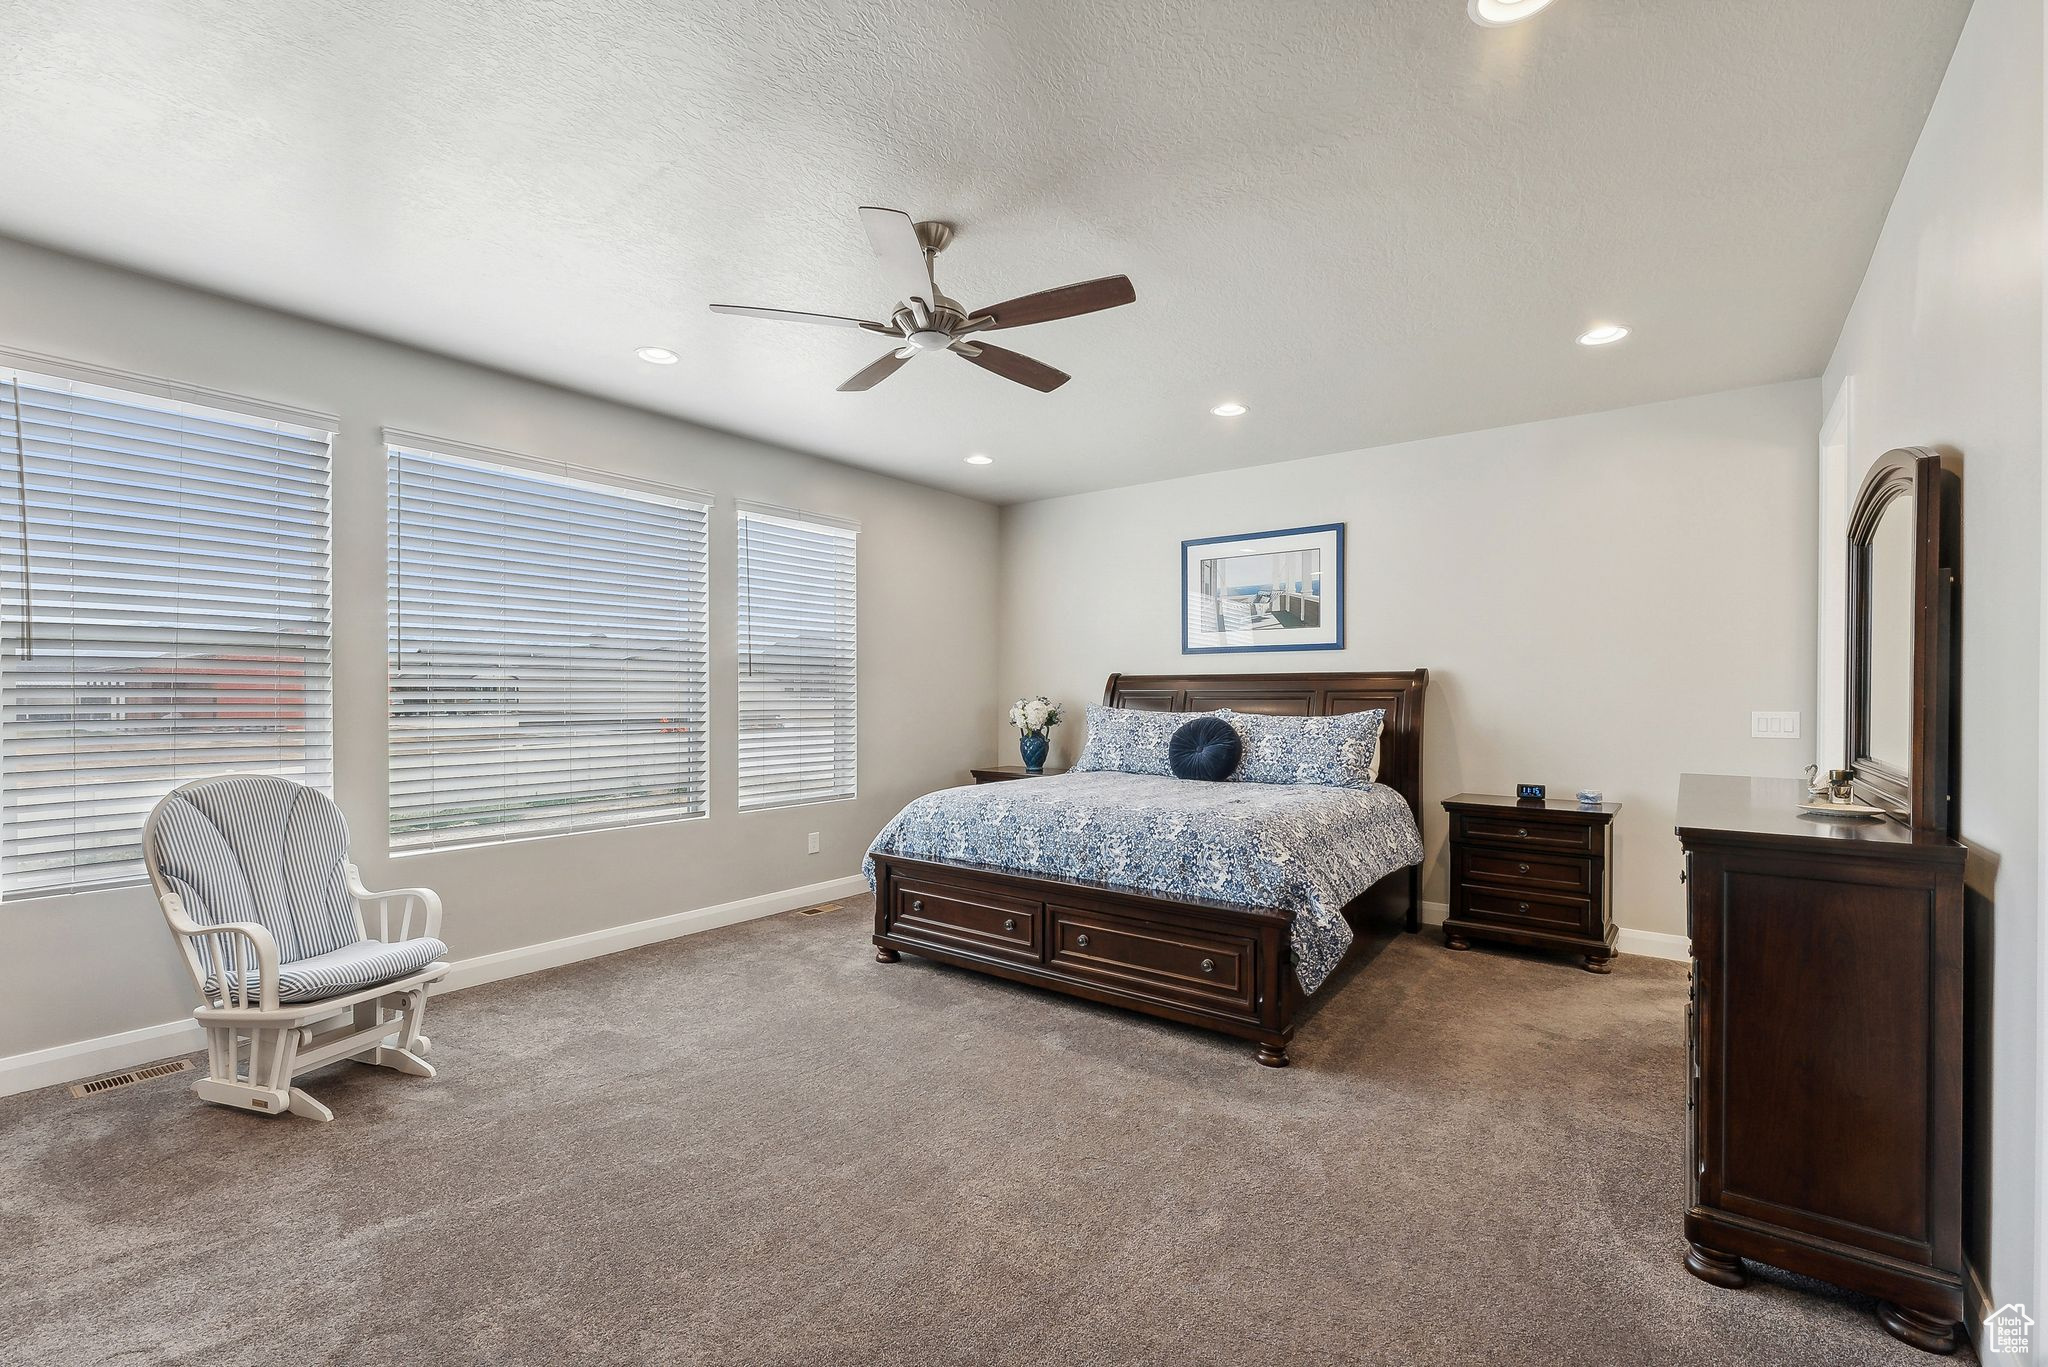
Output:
[1008, 695, 1064, 736]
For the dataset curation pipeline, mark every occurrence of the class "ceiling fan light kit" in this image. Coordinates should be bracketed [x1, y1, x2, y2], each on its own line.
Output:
[709, 206, 1136, 394]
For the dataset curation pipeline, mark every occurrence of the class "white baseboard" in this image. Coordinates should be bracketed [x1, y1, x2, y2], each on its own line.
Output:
[0, 873, 869, 1100]
[0, 1017, 208, 1100]
[1418, 900, 1690, 963]
[435, 873, 867, 994]
[1615, 928, 1691, 961]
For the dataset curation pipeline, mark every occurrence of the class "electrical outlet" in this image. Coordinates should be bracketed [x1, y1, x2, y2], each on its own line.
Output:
[1750, 710, 1802, 740]
[806, 831, 820, 855]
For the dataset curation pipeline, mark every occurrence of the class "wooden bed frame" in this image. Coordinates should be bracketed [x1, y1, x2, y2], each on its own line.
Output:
[870, 670, 1428, 1066]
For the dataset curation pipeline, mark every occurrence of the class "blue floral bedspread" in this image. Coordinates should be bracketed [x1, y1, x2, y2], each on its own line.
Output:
[862, 772, 1424, 993]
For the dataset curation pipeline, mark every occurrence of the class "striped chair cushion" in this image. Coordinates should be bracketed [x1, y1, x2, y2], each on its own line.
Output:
[204, 936, 449, 1005]
[151, 777, 362, 963]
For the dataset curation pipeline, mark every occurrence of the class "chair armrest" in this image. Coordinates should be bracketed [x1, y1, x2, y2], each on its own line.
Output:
[344, 864, 444, 942]
[161, 894, 282, 1011]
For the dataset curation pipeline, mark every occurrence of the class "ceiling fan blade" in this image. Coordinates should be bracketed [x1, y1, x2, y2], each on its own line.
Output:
[837, 348, 916, 392]
[974, 275, 1135, 331]
[859, 206, 935, 305]
[951, 341, 1070, 393]
[710, 304, 898, 334]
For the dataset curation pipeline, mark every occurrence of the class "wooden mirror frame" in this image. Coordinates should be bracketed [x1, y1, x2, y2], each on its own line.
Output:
[1844, 446, 1960, 835]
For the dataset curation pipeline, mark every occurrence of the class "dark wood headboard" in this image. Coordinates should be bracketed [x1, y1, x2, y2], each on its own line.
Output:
[1102, 670, 1429, 822]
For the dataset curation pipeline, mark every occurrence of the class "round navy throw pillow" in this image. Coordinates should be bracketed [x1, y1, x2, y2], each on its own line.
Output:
[1168, 717, 1242, 782]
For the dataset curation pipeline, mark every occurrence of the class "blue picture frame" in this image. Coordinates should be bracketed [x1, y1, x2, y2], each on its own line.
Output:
[1181, 522, 1345, 655]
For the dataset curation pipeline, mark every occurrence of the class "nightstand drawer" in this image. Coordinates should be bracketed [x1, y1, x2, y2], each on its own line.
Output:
[1455, 814, 1595, 853]
[1459, 848, 1593, 895]
[1460, 886, 1595, 933]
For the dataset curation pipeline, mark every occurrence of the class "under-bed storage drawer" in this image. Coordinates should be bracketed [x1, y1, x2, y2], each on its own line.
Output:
[887, 880, 1042, 963]
[1046, 906, 1257, 1013]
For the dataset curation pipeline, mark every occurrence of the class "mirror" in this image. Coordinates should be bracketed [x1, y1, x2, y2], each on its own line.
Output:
[1844, 447, 1958, 835]
[1861, 494, 1914, 774]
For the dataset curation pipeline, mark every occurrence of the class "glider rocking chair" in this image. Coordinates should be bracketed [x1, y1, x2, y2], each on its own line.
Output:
[142, 774, 451, 1121]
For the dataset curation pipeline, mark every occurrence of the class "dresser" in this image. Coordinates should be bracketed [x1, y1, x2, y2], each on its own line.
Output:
[1441, 793, 1620, 971]
[1676, 773, 1965, 1354]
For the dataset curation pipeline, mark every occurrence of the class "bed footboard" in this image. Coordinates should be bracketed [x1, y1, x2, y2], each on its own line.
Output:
[870, 853, 1414, 1066]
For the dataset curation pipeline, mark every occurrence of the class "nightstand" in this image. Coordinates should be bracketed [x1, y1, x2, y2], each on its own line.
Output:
[1441, 792, 1621, 972]
[970, 766, 1069, 784]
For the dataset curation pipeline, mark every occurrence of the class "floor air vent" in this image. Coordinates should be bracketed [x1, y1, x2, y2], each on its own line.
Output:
[799, 902, 841, 916]
[68, 1058, 193, 1099]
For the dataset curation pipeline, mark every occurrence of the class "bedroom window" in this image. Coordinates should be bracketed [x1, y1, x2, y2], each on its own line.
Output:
[387, 438, 710, 850]
[0, 364, 334, 897]
[736, 503, 858, 811]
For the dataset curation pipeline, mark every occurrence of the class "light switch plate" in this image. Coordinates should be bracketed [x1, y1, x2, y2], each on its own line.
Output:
[806, 831, 821, 854]
[1750, 710, 1802, 739]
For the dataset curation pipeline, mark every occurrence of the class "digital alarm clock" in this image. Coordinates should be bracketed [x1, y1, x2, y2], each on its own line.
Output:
[1516, 783, 1547, 801]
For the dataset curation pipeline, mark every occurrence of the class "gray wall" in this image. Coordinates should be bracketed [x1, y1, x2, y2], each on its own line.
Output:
[996, 379, 1820, 943]
[0, 235, 1000, 1059]
[1819, 0, 2044, 1328]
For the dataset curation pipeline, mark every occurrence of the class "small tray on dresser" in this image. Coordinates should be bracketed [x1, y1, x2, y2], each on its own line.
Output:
[1440, 792, 1622, 972]
[1797, 796, 1887, 818]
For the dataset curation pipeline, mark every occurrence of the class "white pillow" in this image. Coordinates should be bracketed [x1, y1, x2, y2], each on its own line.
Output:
[1218, 708, 1386, 788]
[1073, 704, 1217, 777]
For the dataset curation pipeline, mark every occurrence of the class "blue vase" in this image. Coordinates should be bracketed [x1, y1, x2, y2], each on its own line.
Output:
[1019, 732, 1049, 773]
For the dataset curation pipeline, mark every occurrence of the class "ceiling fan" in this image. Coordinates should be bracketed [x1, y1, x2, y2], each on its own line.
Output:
[709, 206, 1136, 393]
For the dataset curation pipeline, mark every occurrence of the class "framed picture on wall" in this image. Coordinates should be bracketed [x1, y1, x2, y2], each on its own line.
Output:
[1182, 523, 1344, 654]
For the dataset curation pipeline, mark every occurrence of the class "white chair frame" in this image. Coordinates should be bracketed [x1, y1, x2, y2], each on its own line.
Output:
[142, 775, 450, 1122]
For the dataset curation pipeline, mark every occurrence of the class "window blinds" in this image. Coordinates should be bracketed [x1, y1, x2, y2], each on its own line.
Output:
[0, 366, 334, 897]
[736, 504, 857, 811]
[387, 442, 709, 849]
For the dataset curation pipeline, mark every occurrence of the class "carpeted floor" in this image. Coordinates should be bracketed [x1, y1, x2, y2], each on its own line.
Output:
[1, 897, 1972, 1366]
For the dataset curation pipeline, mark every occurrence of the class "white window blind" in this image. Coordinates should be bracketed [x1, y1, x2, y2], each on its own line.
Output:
[388, 441, 709, 850]
[0, 366, 334, 897]
[736, 503, 857, 811]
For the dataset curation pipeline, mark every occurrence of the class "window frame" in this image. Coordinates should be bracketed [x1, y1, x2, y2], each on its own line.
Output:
[0, 351, 337, 900]
[384, 431, 713, 854]
[734, 500, 859, 814]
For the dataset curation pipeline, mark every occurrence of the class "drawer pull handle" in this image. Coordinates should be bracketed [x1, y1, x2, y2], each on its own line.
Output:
[1518, 903, 1530, 913]
[912, 898, 924, 913]
[1200, 958, 1216, 974]
[1076, 933, 1091, 949]
[1517, 828, 1529, 838]
[1518, 863, 1530, 874]
[1003, 917, 1017, 933]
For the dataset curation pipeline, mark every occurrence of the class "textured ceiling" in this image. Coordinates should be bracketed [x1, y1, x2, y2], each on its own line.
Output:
[0, 0, 1970, 502]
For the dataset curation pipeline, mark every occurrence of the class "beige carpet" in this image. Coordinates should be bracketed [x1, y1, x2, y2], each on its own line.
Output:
[0, 897, 1971, 1365]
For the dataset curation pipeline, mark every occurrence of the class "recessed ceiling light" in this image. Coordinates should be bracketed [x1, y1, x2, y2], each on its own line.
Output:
[635, 346, 680, 365]
[1469, 0, 1557, 27]
[1211, 402, 1248, 417]
[1577, 324, 1630, 346]
[964, 453, 994, 465]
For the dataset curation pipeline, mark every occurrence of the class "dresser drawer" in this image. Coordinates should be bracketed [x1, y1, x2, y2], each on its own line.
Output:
[888, 880, 1041, 963]
[1047, 906, 1256, 1013]
[1455, 813, 1595, 854]
[1459, 886, 1595, 933]
[1458, 847, 1593, 895]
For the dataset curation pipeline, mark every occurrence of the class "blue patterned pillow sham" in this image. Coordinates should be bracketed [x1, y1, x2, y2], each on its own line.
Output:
[1220, 708, 1385, 788]
[1073, 704, 1218, 777]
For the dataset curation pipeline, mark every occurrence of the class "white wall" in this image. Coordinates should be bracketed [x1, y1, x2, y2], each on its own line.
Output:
[1818, 0, 2044, 1336]
[0, 235, 999, 1061]
[997, 380, 1820, 943]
